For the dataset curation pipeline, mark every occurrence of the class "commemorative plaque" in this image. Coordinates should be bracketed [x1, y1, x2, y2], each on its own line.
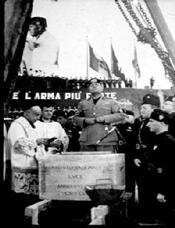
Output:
[39, 152, 125, 201]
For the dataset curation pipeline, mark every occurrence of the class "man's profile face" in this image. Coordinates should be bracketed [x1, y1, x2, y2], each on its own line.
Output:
[27, 106, 41, 123]
[162, 101, 175, 114]
[147, 119, 162, 133]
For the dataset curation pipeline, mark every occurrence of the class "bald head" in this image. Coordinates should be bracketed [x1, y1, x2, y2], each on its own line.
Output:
[24, 105, 41, 124]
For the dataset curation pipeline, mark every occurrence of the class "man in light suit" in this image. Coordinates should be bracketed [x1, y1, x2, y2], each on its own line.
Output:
[74, 78, 126, 152]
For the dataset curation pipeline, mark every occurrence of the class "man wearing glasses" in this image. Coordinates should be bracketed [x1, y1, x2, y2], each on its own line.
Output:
[74, 78, 126, 152]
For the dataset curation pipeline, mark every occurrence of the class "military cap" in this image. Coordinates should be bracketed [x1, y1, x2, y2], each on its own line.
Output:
[88, 77, 103, 85]
[142, 94, 160, 107]
[150, 109, 171, 124]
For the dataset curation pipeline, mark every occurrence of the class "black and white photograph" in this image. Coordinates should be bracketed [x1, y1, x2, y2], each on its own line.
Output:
[4, 0, 175, 227]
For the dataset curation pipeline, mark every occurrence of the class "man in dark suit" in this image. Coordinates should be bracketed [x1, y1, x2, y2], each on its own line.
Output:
[147, 109, 175, 226]
[74, 78, 126, 152]
[133, 93, 160, 222]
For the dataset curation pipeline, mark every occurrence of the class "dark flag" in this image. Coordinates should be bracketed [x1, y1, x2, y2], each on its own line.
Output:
[111, 43, 120, 76]
[98, 57, 112, 80]
[89, 42, 111, 79]
[89, 43, 99, 72]
[132, 45, 141, 78]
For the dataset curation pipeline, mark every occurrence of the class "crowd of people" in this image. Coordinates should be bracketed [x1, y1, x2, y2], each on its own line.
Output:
[3, 76, 175, 226]
[3, 15, 175, 227]
[4, 78, 175, 227]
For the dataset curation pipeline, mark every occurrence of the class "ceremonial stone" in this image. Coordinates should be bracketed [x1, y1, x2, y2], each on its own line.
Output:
[39, 152, 125, 201]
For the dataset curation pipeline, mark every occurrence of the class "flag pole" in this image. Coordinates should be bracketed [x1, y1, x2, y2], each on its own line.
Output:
[86, 35, 89, 80]
[135, 73, 137, 89]
[134, 63, 137, 89]
[133, 40, 137, 89]
[110, 37, 112, 79]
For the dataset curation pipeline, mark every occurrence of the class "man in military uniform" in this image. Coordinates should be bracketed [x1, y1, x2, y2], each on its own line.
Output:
[74, 77, 126, 152]
[147, 109, 175, 226]
[133, 93, 160, 222]
[116, 109, 136, 192]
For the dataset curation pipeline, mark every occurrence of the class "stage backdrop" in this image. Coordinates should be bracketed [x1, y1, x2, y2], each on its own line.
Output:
[10, 87, 172, 116]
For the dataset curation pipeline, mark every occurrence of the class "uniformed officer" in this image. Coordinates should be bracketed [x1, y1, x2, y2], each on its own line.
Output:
[116, 109, 136, 192]
[133, 93, 160, 222]
[147, 109, 175, 225]
[74, 77, 125, 152]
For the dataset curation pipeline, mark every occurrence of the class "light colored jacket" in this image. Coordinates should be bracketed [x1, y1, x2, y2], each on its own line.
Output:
[7, 116, 39, 169]
[7, 116, 41, 194]
[74, 96, 124, 145]
[35, 120, 69, 152]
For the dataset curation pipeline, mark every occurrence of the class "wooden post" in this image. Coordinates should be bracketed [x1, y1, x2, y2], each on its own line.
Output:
[25, 200, 52, 225]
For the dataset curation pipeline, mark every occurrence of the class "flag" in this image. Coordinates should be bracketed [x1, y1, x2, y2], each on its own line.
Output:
[111, 43, 125, 81]
[132, 45, 141, 78]
[88, 43, 111, 79]
[111, 43, 120, 76]
[98, 57, 112, 80]
[89, 43, 99, 72]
